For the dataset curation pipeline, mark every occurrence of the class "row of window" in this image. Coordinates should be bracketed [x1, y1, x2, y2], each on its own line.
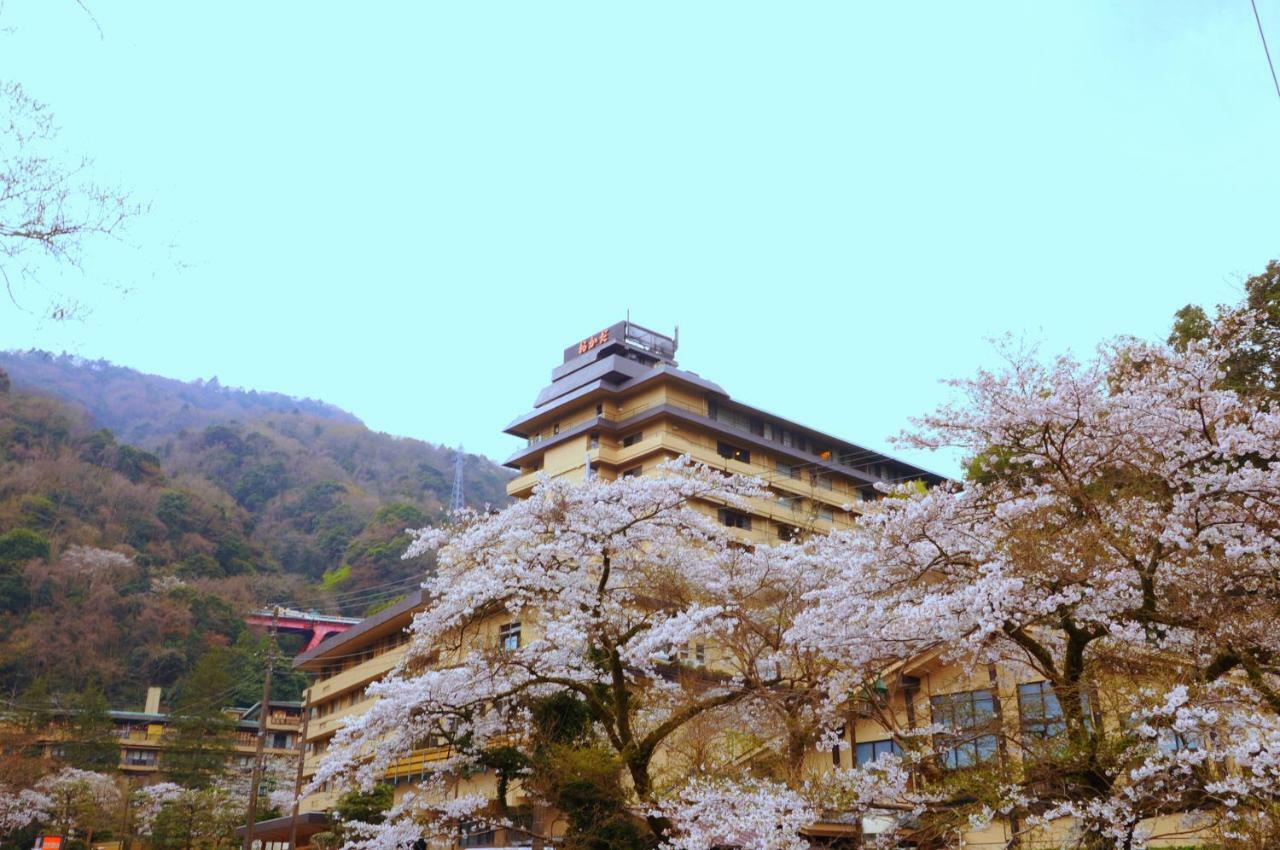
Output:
[851, 682, 1198, 769]
[708, 401, 900, 480]
[718, 506, 842, 537]
[317, 630, 412, 680]
[313, 688, 368, 719]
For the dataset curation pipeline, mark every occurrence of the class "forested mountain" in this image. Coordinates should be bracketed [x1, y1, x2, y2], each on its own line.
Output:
[0, 351, 359, 443]
[0, 351, 514, 707]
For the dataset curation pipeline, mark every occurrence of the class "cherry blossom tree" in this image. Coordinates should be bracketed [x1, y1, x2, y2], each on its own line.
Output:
[143, 783, 243, 850]
[0, 782, 52, 834]
[312, 460, 850, 849]
[32, 767, 122, 848]
[789, 305, 1280, 848]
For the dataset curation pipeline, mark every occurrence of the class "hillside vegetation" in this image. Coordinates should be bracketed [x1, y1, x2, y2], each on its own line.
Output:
[0, 352, 514, 707]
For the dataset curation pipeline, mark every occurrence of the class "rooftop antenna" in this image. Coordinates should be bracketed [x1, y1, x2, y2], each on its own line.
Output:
[450, 445, 465, 513]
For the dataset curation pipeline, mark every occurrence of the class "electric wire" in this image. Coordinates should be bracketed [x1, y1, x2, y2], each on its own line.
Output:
[1250, 0, 1280, 100]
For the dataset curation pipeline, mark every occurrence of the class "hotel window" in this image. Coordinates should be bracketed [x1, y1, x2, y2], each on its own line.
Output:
[499, 622, 522, 651]
[709, 402, 751, 431]
[778, 524, 799, 542]
[718, 509, 751, 530]
[1118, 712, 1200, 753]
[596, 403, 604, 415]
[1019, 681, 1096, 747]
[123, 749, 158, 767]
[588, 433, 599, 449]
[553, 423, 560, 435]
[855, 739, 902, 766]
[931, 689, 999, 769]
[717, 441, 750, 464]
[679, 643, 706, 667]
[775, 460, 801, 479]
[621, 466, 641, 478]
[623, 432, 643, 447]
[817, 506, 834, 522]
[1158, 729, 1203, 753]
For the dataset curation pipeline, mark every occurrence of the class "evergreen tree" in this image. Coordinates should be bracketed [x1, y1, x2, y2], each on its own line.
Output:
[64, 684, 119, 772]
[162, 648, 234, 788]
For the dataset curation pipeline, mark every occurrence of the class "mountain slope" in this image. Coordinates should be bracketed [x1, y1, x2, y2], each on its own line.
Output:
[0, 353, 515, 691]
[0, 350, 358, 443]
[0, 353, 518, 706]
[0, 387, 300, 703]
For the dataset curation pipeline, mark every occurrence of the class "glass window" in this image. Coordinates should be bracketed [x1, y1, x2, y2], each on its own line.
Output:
[1018, 681, 1094, 742]
[621, 466, 641, 478]
[718, 509, 751, 530]
[622, 432, 643, 447]
[499, 622, 522, 651]
[1018, 681, 1065, 740]
[931, 689, 999, 768]
[123, 748, 158, 766]
[776, 460, 801, 479]
[1158, 729, 1202, 753]
[709, 402, 751, 431]
[717, 441, 750, 464]
[855, 739, 902, 766]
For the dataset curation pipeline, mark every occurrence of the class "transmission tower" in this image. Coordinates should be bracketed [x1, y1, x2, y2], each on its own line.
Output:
[450, 445, 465, 513]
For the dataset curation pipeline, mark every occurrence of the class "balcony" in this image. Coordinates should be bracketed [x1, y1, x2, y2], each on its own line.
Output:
[308, 695, 377, 741]
[305, 644, 409, 712]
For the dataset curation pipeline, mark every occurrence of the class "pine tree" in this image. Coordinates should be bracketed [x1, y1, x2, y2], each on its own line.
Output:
[64, 684, 119, 772]
[162, 649, 234, 788]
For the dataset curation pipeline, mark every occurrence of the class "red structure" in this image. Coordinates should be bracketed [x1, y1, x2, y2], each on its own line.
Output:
[246, 607, 361, 652]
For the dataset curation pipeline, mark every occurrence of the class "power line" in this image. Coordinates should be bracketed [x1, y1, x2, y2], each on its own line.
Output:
[1251, 0, 1280, 101]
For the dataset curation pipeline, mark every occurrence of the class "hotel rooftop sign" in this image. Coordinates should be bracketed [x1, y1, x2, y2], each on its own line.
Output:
[561, 320, 677, 365]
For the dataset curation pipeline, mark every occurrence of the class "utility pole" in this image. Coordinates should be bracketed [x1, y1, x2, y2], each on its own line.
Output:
[450, 446, 465, 514]
[286, 691, 311, 850]
[242, 608, 279, 850]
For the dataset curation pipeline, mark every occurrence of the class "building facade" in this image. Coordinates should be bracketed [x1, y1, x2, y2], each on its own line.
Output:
[291, 321, 957, 845]
[502, 320, 944, 539]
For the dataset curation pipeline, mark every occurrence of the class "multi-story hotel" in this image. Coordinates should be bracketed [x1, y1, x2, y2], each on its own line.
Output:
[287, 322, 950, 842]
[285, 321, 1212, 849]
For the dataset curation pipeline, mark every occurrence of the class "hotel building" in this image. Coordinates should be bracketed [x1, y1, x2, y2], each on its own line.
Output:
[289, 321, 1210, 848]
[289, 321, 955, 844]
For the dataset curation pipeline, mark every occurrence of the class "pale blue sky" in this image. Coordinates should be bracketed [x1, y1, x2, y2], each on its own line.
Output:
[3, 2, 1278, 475]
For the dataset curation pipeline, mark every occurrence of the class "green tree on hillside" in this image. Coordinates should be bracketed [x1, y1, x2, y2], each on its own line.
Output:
[1170, 258, 1280, 400]
[0, 528, 47, 613]
[163, 649, 234, 788]
[227, 631, 308, 705]
[64, 684, 120, 772]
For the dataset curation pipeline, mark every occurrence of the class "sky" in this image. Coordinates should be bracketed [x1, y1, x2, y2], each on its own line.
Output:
[2, 1, 1278, 476]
